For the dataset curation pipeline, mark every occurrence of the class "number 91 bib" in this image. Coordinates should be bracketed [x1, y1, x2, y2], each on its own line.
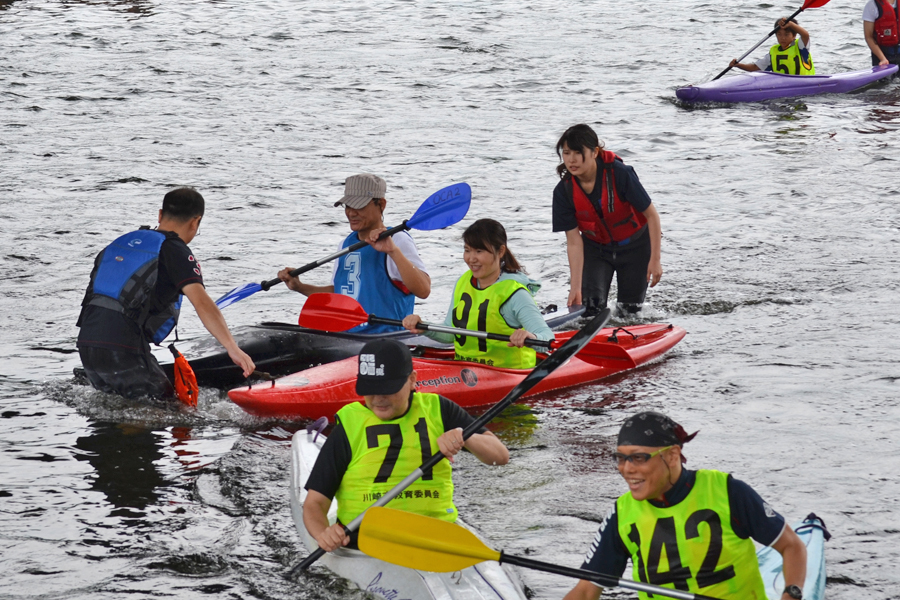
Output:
[451, 271, 537, 369]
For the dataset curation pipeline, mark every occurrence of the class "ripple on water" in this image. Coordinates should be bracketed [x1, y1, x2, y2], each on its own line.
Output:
[2, 0, 900, 597]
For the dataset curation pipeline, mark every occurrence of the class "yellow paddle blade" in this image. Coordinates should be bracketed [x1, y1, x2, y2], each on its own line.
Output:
[359, 507, 501, 573]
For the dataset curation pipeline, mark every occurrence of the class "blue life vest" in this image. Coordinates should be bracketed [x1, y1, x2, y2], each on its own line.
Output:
[82, 227, 182, 344]
[333, 230, 414, 334]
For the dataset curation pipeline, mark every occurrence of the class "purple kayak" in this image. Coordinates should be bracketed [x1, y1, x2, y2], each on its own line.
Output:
[677, 65, 898, 103]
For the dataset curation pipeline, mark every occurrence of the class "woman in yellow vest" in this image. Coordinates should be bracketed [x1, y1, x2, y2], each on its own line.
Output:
[563, 411, 809, 600]
[730, 17, 815, 75]
[303, 339, 509, 552]
[402, 218, 554, 369]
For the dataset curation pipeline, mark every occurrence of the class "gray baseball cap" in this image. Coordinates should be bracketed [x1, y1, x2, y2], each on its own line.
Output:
[335, 173, 387, 209]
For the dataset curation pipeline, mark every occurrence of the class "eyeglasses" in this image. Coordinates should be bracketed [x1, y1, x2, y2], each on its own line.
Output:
[612, 445, 673, 466]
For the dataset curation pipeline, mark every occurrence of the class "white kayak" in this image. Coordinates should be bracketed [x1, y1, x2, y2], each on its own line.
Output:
[289, 427, 528, 600]
[758, 513, 830, 600]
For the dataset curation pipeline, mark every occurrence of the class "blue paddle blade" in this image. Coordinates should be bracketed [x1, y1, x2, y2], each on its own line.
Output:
[406, 183, 471, 230]
[215, 282, 262, 309]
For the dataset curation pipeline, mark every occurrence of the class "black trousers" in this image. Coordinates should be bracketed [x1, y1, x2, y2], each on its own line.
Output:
[582, 229, 651, 315]
[79, 345, 174, 401]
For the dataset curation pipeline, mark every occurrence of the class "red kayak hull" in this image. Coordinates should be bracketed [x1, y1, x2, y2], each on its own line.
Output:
[228, 323, 686, 420]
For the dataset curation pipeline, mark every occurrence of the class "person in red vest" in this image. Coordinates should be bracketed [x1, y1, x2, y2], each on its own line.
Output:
[552, 124, 662, 317]
[863, 0, 900, 66]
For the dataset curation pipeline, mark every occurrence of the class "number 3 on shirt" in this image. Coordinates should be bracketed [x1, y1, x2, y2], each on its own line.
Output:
[365, 418, 435, 483]
[340, 253, 361, 299]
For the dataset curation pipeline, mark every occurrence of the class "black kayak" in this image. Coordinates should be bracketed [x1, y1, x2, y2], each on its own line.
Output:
[161, 305, 585, 388]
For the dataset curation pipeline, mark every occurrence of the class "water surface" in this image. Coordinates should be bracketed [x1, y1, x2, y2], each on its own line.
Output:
[1, 0, 898, 597]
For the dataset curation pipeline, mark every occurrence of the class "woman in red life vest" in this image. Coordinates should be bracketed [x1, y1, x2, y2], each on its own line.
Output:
[551, 124, 663, 316]
[863, 0, 900, 66]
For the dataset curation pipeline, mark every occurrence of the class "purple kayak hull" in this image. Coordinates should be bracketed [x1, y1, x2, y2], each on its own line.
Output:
[677, 65, 898, 103]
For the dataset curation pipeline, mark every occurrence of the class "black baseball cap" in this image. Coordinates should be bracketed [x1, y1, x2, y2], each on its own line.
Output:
[355, 339, 413, 396]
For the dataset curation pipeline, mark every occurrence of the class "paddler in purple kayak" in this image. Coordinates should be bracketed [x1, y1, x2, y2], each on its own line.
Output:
[563, 411, 808, 600]
[730, 17, 815, 75]
[863, 0, 900, 66]
[401, 218, 554, 369]
[552, 124, 663, 318]
[302, 339, 509, 551]
[277, 173, 431, 333]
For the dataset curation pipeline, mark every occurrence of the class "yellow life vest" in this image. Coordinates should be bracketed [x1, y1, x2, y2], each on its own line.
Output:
[334, 393, 456, 525]
[616, 470, 768, 600]
[451, 272, 537, 369]
[769, 40, 815, 75]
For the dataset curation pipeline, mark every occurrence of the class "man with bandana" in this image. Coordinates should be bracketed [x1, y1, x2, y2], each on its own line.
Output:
[563, 411, 808, 600]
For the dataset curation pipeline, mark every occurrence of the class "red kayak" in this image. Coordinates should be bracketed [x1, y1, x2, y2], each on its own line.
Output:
[228, 324, 686, 420]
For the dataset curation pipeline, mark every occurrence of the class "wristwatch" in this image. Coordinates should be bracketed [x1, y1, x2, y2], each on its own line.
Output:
[784, 585, 803, 599]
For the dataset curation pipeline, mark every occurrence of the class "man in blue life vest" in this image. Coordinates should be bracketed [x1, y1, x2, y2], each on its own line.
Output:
[864, 0, 900, 66]
[278, 174, 431, 333]
[76, 187, 255, 400]
[302, 339, 509, 551]
[730, 17, 815, 75]
[563, 411, 808, 600]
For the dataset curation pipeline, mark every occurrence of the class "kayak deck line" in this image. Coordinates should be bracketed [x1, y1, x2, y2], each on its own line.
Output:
[228, 323, 686, 421]
[162, 306, 586, 388]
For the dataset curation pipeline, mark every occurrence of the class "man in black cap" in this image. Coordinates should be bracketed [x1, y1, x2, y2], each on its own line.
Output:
[564, 411, 808, 600]
[302, 339, 509, 552]
[277, 173, 431, 333]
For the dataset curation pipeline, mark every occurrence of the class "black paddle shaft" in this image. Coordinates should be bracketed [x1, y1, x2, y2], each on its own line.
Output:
[712, 7, 804, 81]
[289, 309, 610, 576]
[499, 554, 723, 600]
[260, 222, 410, 291]
[453, 309, 610, 443]
[366, 315, 553, 349]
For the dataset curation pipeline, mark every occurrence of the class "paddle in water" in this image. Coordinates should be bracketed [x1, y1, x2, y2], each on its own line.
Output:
[297, 292, 638, 367]
[215, 182, 471, 309]
[358, 507, 725, 600]
[712, 0, 831, 81]
[287, 307, 612, 575]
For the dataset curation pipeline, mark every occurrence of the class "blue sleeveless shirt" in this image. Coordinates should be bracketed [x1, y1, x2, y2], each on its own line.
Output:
[333, 230, 415, 333]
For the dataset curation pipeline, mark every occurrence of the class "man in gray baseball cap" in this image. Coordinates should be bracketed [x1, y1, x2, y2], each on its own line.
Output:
[278, 174, 431, 333]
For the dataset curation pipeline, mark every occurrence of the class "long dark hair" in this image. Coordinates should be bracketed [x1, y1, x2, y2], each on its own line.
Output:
[462, 218, 523, 274]
[555, 124, 604, 180]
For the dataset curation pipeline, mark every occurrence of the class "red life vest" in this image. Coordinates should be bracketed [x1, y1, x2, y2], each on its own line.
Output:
[570, 150, 648, 245]
[874, 0, 900, 47]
